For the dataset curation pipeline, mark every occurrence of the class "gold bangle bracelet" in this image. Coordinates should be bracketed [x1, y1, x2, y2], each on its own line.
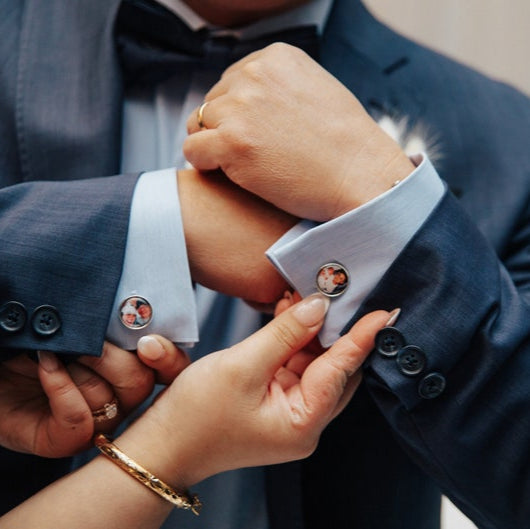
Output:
[94, 433, 202, 515]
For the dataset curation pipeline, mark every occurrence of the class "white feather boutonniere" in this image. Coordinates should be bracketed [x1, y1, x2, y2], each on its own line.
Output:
[377, 115, 442, 165]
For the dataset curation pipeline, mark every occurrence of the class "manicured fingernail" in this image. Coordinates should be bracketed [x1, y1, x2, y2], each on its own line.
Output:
[292, 294, 330, 326]
[283, 290, 294, 303]
[37, 351, 59, 373]
[137, 336, 164, 360]
[385, 308, 401, 327]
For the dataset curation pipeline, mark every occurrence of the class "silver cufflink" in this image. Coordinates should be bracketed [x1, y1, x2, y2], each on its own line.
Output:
[316, 262, 349, 297]
[119, 296, 153, 330]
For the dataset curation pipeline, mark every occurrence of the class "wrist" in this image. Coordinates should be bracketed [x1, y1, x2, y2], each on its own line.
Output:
[115, 406, 196, 490]
[178, 168, 296, 303]
[331, 146, 415, 219]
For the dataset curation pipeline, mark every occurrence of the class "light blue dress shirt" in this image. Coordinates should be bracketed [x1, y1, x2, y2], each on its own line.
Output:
[105, 1, 444, 528]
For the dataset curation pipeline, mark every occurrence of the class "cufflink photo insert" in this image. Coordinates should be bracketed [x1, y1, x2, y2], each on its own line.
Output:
[119, 296, 153, 330]
[316, 262, 349, 297]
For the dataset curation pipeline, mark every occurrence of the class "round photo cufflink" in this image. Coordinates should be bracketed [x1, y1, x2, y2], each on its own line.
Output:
[119, 296, 153, 330]
[316, 262, 349, 297]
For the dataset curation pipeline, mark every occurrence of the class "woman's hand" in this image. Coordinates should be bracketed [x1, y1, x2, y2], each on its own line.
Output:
[120, 295, 393, 489]
[0, 337, 189, 457]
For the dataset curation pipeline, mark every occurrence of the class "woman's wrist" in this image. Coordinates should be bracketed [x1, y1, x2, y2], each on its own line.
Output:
[112, 405, 195, 491]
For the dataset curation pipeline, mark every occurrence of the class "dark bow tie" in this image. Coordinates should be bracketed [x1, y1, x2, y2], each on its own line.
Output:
[115, 0, 320, 87]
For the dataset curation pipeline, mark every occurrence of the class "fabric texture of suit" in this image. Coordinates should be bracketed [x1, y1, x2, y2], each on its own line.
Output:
[1, 1, 530, 528]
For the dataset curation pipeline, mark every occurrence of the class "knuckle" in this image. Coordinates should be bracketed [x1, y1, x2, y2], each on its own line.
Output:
[270, 320, 301, 351]
[83, 354, 105, 373]
[221, 351, 256, 391]
[230, 88, 259, 114]
[62, 408, 93, 429]
[76, 372, 104, 393]
[49, 378, 77, 399]
[267, 41, 290, 54]
[325, 353, 350, 380]
[182, 137, 196, 161]
[241, 59, 266, 82]
[221, 124, 259, 158]
[222, 352, 244, 381]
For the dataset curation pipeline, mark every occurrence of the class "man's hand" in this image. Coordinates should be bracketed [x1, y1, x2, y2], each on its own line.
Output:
[178, 168, 297, 305]
[0, 337, 189, 457]
[184, 43, 415, 221]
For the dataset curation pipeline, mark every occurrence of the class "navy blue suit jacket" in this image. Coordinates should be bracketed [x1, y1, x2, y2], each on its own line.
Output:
[1, 1, 530, 528]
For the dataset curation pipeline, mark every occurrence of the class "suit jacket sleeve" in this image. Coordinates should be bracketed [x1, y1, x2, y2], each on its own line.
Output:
[271, 41, 530, 527]
[357, 144, 530, 527]
[0, 173, 139, 357]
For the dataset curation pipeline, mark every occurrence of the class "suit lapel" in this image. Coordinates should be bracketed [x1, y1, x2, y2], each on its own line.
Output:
[17, 0, 123, 182]
[321, 0, 424, 129]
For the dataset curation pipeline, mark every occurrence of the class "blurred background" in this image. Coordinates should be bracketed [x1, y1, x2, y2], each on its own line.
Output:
[361, 1, 530, 527]
[364, 0, 530, 95]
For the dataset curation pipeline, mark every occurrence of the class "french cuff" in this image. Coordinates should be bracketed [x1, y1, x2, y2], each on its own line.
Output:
[106, 168, 198, 350]
[267, 154, 444, 347]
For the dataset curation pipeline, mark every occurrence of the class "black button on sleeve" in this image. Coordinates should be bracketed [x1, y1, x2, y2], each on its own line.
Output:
[0, 301, 27, 333]
[396, 345, 426, 376]
[31, 305, 62, 336]
[374, 327, 406, 357]
[418, 372, 446, 399]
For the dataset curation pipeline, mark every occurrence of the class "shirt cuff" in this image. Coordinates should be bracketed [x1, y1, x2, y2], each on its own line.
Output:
[266, 154, 444, 347]
[106, 168, 198, 350]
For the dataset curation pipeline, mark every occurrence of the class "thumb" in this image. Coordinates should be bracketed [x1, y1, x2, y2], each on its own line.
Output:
[232, 293, 330, 379]
[137, 335, 191, 385]
[299, 309, 395, 428]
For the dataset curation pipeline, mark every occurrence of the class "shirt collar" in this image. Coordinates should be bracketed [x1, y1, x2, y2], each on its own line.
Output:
[155, 0, 333, 39]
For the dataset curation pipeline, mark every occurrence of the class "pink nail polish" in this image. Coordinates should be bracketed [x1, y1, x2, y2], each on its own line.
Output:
[283, 290, 294, 303]
[385, 308, 401, 327]
[137, 336, 164, 360]
[292, 294, 330, 326]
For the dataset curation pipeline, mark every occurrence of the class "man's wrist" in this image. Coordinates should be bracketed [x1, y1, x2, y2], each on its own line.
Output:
[267, 153, 444, 346]
[106, 168, 198, 349]
[332, 149, 416, 218]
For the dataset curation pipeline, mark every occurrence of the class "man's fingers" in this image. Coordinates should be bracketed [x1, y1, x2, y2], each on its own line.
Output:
[232, 294, 329, 380]
[299, 310, 392, 425]
[182, 129, 224, 170]
[137, 335, 191, 385]
[212, 45, 278, 84]
[274, 290, 298, 317]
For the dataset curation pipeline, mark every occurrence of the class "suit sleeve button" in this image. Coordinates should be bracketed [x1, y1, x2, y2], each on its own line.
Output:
[0, 302, 27, 333]
[374, 327, 405, 357]
[396, 345, 426, 376]
[418, 372, 446, 399]
[31, 305, 62, 336]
